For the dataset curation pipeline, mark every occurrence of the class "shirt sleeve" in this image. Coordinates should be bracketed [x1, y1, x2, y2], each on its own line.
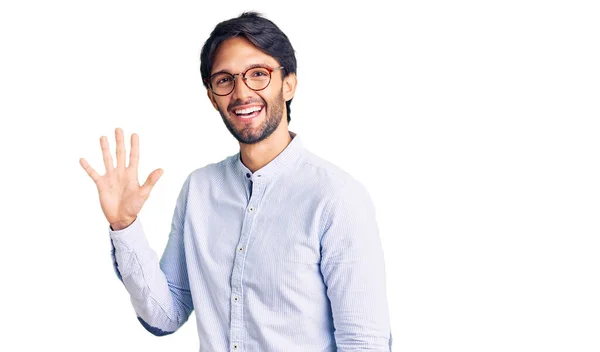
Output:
[109, 177, 193, 336]
[319, 179, 393, 351]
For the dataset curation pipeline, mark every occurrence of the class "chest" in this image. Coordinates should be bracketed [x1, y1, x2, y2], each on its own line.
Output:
[183, 181, 329, 278]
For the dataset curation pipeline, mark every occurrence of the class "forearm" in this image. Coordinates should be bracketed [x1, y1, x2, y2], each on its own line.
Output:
[325, 254, 392, 351]
[110, 218, 191, 334]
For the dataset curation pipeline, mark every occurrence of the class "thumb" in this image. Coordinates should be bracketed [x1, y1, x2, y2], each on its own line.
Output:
[141, 168, 164, 193]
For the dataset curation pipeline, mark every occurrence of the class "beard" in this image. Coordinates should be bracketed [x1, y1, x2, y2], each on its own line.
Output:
[218, 90, 285, 145]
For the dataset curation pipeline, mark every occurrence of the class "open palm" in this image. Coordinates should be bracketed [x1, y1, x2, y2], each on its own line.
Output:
[80, 128, 163, 230]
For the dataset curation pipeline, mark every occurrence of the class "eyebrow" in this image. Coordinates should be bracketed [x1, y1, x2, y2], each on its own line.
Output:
[210, 63, 275, 76]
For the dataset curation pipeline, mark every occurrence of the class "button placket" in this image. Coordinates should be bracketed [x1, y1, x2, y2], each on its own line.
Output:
[229, 176, 266, 349]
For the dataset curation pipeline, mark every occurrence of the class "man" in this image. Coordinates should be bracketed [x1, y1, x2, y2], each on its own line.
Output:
[80, 12, 392, 351]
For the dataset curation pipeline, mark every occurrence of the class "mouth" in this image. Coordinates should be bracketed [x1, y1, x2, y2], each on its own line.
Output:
[230, 105, 264, 120]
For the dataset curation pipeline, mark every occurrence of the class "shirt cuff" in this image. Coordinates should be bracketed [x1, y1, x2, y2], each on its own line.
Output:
[109, 217, 148, 252]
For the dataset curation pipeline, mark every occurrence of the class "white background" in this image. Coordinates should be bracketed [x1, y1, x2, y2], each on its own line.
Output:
[1, 0, 598, 351]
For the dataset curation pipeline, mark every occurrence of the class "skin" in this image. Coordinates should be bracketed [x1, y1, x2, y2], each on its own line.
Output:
[207, 36, 297, 172]
[80, 36, 297, 230]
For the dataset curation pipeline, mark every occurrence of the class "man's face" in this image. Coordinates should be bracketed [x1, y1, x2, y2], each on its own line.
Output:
[207, 36, 292, 144]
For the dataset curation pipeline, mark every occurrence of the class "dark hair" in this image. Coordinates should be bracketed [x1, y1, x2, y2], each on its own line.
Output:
[200, 12, 297, 123]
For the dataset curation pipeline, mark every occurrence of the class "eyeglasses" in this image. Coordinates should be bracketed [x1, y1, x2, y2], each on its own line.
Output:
[205, 66, 285, 96]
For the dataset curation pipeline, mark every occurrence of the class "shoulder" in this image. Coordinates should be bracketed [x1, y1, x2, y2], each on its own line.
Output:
[174, 154, 239, 195]
[297, 151, 379, 244]
[186, 153, 238, 181]
[297, 149, 369, 199]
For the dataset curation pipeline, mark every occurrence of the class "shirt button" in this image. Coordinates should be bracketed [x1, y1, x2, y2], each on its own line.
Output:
[233, 296, 239, 302]
[248, 206, 255, 212]
[233, 343, 239, 350]
[238, 247, 244, 252]
[245, 173, 251, 178]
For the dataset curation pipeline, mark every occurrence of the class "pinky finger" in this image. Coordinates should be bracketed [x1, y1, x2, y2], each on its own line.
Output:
[79, 158, 102, 183]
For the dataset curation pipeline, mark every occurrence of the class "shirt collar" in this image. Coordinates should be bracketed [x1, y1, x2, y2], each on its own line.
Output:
[235, 132, 303, 181]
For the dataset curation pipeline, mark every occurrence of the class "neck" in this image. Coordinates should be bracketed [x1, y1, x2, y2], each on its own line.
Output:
[239, 127, 293, 172]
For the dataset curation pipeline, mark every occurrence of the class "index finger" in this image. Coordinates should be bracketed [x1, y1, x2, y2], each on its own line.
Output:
[100, 136, 114, 173]
[128, 133, 139, 169]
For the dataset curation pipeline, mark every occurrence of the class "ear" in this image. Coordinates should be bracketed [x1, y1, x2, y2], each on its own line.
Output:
[282, 73, 297, 102]
[206, 89, 219, 111]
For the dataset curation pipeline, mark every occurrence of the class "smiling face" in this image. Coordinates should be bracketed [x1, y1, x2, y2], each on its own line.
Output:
[207, 36, 296, 145]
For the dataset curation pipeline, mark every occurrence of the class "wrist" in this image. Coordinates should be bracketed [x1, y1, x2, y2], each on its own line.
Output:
[110, 217, 136, 231]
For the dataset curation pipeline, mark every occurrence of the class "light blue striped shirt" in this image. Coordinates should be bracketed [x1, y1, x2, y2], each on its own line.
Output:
[110, 134, 392, 351]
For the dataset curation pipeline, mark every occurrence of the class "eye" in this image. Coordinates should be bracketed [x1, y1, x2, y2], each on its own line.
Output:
[213, 74, 233, 86]
[249, 68, 269, 78]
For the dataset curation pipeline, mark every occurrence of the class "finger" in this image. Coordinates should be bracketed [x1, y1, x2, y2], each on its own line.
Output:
[129, 133, 139, 169]
[79, 158, 101, 183]
[141, 168, 163, 195]
[100, 136, 114, 173]
[115, 128, 126, 169]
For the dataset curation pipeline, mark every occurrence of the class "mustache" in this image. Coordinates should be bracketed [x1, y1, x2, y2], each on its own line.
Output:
[228, 98, 266, 111]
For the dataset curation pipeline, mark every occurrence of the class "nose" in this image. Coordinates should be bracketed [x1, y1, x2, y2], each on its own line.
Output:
[231, 74, 254, 101]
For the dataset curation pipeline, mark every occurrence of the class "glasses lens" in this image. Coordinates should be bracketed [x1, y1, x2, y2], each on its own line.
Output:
[245, 67, 271, 91]
[211, 73, 235, 95]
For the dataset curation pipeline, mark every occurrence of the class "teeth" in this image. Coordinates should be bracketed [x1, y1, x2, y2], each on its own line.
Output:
[235, 106, 262, 115]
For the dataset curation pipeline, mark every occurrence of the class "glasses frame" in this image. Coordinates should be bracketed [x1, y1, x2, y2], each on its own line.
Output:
[204, 65, 285, 96]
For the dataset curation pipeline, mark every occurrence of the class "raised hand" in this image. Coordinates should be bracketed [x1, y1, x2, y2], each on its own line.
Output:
[80, 128, 163, 230]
